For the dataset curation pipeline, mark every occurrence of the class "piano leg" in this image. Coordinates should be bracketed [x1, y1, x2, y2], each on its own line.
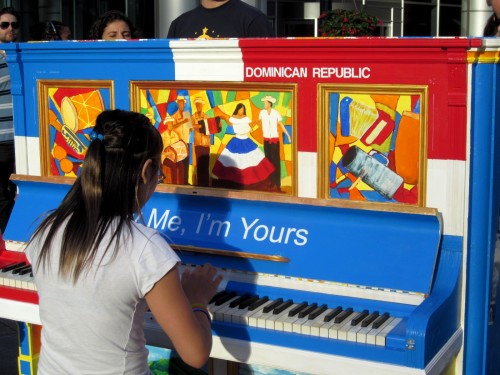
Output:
[16, 322, 41, 375]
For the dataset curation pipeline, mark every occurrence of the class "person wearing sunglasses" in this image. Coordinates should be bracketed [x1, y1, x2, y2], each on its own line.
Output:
[0, 7, 19, 43]
[484, 0, 500, 36]
[0, 7, 18, 238]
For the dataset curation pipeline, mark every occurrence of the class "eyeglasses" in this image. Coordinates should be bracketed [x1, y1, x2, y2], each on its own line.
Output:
[157, 171, 166, 185]
[0, 22, 19, 30]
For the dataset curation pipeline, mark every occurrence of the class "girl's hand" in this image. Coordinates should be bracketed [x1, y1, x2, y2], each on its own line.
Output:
[181, 263, 222, 306]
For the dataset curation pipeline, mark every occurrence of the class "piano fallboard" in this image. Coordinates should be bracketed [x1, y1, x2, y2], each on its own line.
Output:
[5, 176, 441, 295]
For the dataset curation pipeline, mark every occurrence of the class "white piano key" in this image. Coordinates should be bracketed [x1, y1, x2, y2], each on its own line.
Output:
[356, 312, 385, 343]
[292, 315, 310, 334]
[222, 305, 241, 323]
[337, 312, 363, 340]
[366, 317, 394, 345]
[375, 318, 402, 346]
[356, 324, 373, 343]
[211, 296, 240, 321]
[326, 312, 355, 339]
[219, 295, 257, 323]
[0, 268, 34, 291]
[282, 303, 309, 332]
[14, 273, 32, 289]
[247, 300, 277, 327]
[265, 306, 293, 329]
[347, 324, 364, 342]
[282, 315, 300, 332]
[272, 303, 300, 331]
[232, 306, 255, 325]
[307, 309, 335, 336]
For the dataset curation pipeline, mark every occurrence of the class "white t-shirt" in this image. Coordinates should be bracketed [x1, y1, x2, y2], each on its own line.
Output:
[259, 108, 281, 139]
[25, 220, 180, 375]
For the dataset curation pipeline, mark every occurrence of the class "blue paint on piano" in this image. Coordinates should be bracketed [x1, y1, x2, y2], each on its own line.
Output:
[4, 177, 462, 371]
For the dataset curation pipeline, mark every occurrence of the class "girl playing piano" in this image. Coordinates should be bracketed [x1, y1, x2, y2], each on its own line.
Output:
[25, 109, 222, 374]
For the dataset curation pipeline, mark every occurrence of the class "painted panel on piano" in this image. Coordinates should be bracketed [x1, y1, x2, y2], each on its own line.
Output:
[318, 84, 427, 207]
[5, 179, 440, 295]
[37, 80, 114, 177]
[130, 81, 296, 195]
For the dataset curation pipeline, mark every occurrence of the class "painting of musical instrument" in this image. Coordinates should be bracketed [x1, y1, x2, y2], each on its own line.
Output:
[37, 80, 114, 177]
[318, 84, 427, 206]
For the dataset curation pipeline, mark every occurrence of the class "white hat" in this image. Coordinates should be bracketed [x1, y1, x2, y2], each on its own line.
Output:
[194, 97, 204, 104]
[176, 95, 187, 102]
[261, 95, 276, 104]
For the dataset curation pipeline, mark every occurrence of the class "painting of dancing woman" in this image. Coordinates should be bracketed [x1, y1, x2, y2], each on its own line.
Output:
[212, 103, 274, 190]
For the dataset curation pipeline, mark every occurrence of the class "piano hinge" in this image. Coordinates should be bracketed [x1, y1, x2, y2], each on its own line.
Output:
[406, 338, 416, 350]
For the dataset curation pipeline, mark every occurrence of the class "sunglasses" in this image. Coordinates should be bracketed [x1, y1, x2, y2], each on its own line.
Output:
[0, 22, 19, 30]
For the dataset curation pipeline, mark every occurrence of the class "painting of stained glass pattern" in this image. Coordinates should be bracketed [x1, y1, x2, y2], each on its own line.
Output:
[321, 86, 427, 206]
[38, 81, 113, 177]
[131, 83, 295, 195]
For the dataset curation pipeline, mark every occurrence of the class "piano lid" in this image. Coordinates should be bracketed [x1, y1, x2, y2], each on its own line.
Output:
[5, 176, 442, 296]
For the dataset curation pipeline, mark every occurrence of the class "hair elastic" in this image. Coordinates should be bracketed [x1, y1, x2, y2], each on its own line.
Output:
[90, 131, 104, 142]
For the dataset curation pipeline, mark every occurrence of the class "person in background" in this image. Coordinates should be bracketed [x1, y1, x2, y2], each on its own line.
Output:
[30, 20, 72, 41]
[484, 0, 500, 36]
[0, 7, 18, 235]
[88, 10, 139, 40]
[25, 109, 222, 374]
[167, 0, 274, 39]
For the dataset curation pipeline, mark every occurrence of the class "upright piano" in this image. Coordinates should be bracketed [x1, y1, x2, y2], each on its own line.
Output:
[2, 175, 459, 375]
[0, 37, 493, 374]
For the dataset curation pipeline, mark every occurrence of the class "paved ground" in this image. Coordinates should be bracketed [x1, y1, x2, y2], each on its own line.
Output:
[0, 318, 19, 375]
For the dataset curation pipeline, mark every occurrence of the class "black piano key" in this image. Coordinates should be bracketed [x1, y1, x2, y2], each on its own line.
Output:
[361, 311, 380, 327]
[209, 290, 228, 304]
[248, 296, 269, 311]
[273, 299, 293, 315]
[12, 265, 32, 275]
[351, 309, 369, 326]
[215, 291, 237, 306]
[308, 304, 328, 320]
[298, 303, 318, 319]
[239, 295, 260, 309]
[334, 307, 353, 324]
[229, 294, 252, 308]
[324, 306, 342, 322]
[288, 302, 308, 317]
[263, 298, 283, 313]
[1, 262, 26, 273]
[19, 267, 33, 276]
[372, 312, 390, 329]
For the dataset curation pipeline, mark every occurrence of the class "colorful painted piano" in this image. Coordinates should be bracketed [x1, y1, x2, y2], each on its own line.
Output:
[1, 36, 498, 374]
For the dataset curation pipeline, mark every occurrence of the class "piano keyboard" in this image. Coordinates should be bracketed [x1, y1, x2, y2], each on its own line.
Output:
[0, 250, 38, 307]
[207, 290, 401, 346]
[0, 261, 36, 291]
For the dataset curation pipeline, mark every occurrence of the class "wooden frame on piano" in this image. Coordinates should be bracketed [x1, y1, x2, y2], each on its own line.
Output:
[317, 84, 428, 207]
[37, 80, 115, 177]
[130, 81, 298, 196]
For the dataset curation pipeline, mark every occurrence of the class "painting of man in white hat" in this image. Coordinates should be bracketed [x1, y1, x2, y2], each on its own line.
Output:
[259, 94, 291, 191]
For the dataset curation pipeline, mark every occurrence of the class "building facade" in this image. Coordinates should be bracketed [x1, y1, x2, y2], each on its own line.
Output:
[0, 0, 494, 41]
